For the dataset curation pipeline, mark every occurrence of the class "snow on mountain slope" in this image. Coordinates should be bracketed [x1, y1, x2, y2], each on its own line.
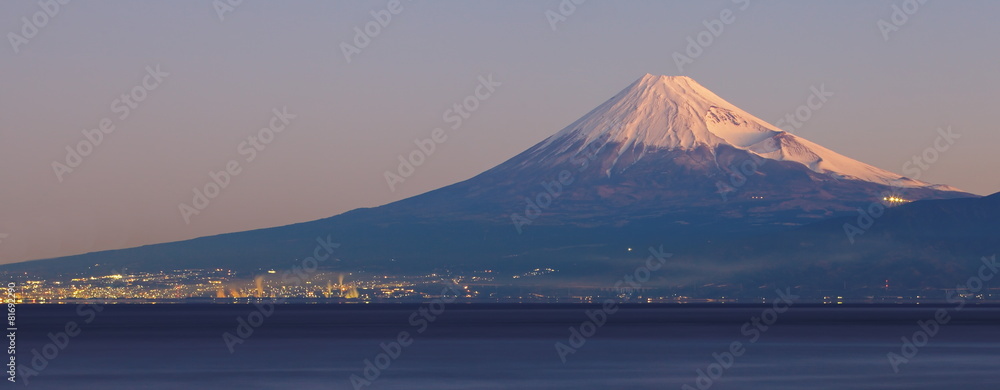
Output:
[540, 74, 936, 188]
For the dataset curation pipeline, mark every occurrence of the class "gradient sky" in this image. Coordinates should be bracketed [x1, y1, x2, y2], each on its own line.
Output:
[2, 0, 999, 264]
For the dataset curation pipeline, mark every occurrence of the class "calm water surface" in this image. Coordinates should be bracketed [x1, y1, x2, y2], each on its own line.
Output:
[14, 304, 1000, 389]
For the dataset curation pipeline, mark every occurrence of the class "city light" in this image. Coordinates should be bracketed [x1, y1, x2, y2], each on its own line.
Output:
[883, 196, 909, 204]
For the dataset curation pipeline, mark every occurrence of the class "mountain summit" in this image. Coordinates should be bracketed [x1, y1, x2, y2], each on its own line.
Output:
[525, 74, 933, 188]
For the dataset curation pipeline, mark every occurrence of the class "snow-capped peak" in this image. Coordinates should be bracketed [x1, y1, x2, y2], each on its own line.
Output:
[552, 74, 782, 150]
[545, 74, 933, 188]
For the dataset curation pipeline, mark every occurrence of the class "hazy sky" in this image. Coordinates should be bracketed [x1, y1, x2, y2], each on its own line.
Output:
[2, 0, 998, 264]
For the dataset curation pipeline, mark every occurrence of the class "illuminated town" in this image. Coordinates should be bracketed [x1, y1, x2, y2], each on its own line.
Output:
[3, 266, 997, 304]
[4, 268, 495, 303]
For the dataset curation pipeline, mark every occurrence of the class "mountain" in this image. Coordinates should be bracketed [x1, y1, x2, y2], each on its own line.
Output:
[1, 75, 981, 294]
[382, 74, 970, 228]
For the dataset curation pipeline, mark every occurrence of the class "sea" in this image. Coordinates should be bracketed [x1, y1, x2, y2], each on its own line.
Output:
[11, 304, 1000, 389]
